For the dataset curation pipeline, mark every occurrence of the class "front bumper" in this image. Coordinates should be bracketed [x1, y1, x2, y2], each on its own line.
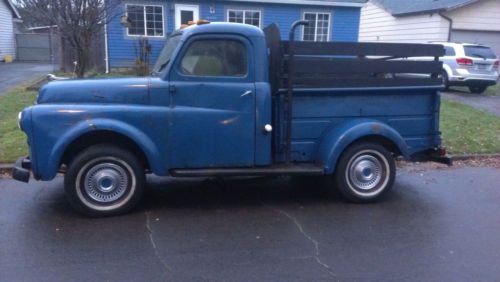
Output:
[12, 157, 31, 183]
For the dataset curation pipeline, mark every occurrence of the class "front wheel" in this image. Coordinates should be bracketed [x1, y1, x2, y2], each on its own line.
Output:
[64, 145, 145, 216]
[333, 142, 395, 203]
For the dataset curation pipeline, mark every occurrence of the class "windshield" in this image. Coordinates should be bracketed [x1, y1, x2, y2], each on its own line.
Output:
[152, 35, 182, 74]
[464, 46, 497, 59]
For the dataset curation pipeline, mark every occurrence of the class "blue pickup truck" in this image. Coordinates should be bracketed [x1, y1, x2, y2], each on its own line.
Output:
[13, 21, 451, 216]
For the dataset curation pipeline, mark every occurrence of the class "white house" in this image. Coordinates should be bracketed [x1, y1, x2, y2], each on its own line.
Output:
[359, 0, 500, 56]
[0, 0, 21, 60]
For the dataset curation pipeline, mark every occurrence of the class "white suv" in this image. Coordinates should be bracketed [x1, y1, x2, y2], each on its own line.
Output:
[432, 42, 499, 93]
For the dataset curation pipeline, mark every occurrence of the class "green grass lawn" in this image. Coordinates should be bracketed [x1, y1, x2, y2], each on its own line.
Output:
[1, 87, 500, 163]
[441, 99, 500, 154]
[485, 83, 500, 96]
[0, 88, 37, 163]
[452, 83, 500, 96]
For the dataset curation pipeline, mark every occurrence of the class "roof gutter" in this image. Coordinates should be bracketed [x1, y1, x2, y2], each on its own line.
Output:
[6, 0, 21, 19]
[446, 0, 480, 12]
[390, 0, 477, 17]
[226, 0, 365, 7]
[393, 8, 445, 17]
[439, 12, 453, 42]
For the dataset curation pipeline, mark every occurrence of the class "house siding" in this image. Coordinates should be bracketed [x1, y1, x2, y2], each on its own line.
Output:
[332, 6, 360, 41]
[107, 0, 361, 69]
[0, 0, 16, 59]
[359, 1, 448, 43]
[444, 0, 500, 32]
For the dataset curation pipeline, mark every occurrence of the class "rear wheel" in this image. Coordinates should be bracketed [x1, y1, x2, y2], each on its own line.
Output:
[64, 145, 145, 216]
[469, 85, 487, 94]
[440, 71, 449, 91]
[333, 142, 395, 203]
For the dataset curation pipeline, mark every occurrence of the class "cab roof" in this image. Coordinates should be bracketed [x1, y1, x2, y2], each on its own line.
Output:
[175, 22, 265, 39]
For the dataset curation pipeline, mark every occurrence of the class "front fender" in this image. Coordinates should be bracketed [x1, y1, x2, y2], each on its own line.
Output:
[41, 118, 161, 180]
[316, 119, 409, 174]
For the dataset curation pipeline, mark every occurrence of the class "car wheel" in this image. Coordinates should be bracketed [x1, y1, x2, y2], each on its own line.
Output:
[333, 142, 395, 203]
[440, 71, 449, 91]
[469, 85, 487, 94]
[64, 144, 145, 217]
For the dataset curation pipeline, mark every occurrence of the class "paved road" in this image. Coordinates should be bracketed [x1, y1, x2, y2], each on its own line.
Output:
[442, 89, 500, 117]
[0, 63, 54, 96]
[1, 166, 499, 281]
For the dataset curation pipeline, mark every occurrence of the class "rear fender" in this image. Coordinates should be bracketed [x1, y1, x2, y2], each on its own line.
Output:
[443, 63, 453, 78]
[316, 119, 409, 174]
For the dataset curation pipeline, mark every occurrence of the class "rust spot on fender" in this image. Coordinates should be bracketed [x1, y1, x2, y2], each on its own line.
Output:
[372, 124, 381, 133]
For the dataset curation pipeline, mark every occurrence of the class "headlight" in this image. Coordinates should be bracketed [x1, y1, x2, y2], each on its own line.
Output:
[18, 111, 22, 129]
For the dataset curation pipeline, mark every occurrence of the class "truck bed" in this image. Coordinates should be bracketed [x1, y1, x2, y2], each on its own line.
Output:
[264, 23, 445, 164]
[275, 86, 441, 163]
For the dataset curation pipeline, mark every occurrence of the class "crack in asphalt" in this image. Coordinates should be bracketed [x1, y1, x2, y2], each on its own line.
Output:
[145, 211, 172, 274]
[265, 204, 337, 278]
[209, 178, 336, 278]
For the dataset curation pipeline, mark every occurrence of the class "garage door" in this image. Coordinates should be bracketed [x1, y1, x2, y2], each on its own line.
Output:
[451, 30, 500, 58]
[16, 33, 51, 62]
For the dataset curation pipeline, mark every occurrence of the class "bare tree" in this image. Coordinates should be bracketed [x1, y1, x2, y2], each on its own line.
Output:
[17, 0, 121, 77]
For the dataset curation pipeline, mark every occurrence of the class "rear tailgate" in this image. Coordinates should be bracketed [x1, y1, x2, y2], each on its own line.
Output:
[464, 45, 498, 74]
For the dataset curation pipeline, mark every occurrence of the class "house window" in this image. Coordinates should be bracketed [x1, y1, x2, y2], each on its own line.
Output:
[303, 12, 330, 42]
[126, 4, 164, 37]
[227, 9, 261, 28]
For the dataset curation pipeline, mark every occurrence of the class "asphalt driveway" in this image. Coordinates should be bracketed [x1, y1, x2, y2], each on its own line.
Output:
[442, 88, 500, 117]
[1, 166, 500, 281]
[0, 62, 54, 96]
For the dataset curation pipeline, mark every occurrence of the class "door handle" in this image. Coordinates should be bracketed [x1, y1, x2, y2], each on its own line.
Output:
[240, 90, 253, 98]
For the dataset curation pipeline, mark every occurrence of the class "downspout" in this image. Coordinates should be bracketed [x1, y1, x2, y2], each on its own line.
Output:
[104, 10, 110, 73]
[439, 12, 453, 42]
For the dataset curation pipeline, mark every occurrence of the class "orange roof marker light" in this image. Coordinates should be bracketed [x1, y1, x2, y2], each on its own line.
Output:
[180, 20, 210, 29]
[196, 20, 210, 25]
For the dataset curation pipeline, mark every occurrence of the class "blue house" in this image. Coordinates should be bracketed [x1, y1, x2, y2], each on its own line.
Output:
[105, 0, 366, 70]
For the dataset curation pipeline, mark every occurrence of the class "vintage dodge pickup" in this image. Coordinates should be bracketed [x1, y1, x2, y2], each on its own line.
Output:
[13, 21, 451, 216]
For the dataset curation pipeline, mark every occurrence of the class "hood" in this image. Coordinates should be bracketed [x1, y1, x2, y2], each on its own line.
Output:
[37, 77, 150, 105]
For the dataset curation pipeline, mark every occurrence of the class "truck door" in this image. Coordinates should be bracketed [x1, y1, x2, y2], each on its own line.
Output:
[168, 35, 256, 168]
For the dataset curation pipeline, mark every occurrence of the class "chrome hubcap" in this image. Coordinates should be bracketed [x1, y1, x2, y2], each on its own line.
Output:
[349, 155, 382, 190]
[84, 163, 129, 203]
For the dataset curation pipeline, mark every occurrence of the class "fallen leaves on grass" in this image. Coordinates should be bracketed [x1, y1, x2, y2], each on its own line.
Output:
[398, 156, 500, 173]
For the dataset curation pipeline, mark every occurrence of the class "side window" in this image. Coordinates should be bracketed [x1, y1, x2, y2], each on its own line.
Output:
[180, 40, 247, 77]
[444, 46, 456, 57]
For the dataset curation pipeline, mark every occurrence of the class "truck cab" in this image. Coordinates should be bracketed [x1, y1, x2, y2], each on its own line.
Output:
[14, 22, 450, 216]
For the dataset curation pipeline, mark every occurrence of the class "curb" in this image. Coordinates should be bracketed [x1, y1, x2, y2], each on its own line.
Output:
[0, 163, 13, 169]
[2, 154, 500, 171]
[451, 154, 500, 161]
[25, 76, 49, 91]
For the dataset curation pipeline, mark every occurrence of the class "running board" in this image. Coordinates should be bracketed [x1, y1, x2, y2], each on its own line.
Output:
[170, 164, 325, 177]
